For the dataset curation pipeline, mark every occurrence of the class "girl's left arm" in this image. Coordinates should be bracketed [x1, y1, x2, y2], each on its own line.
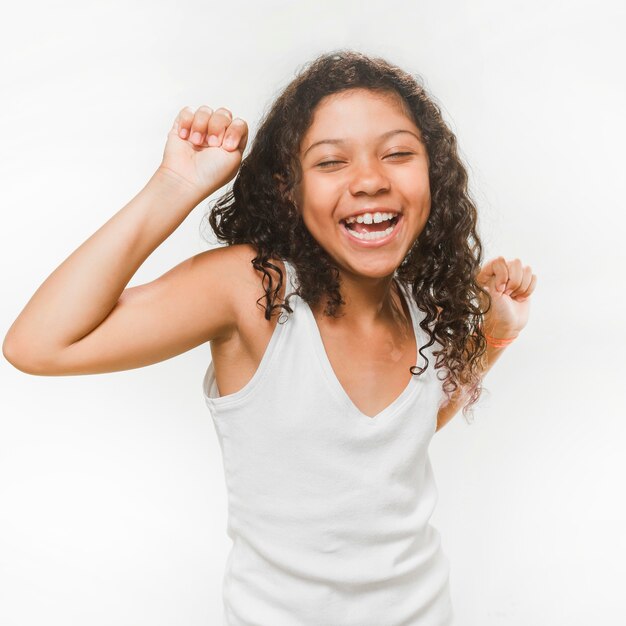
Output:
[436, 257, 538, 431]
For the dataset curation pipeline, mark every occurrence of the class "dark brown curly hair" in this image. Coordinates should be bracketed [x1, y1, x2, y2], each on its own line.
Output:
[201, 49, 493, 424]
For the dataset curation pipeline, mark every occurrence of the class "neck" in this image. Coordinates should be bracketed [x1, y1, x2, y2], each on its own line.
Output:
[312, 270, 408, 332]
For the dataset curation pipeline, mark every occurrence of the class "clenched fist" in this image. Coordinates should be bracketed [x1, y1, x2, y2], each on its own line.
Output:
[476, 257, 537, 339]
[158, 105, 249, 199]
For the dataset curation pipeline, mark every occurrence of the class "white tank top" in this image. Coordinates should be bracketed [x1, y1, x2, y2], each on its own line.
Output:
[202, 259, 454, 626]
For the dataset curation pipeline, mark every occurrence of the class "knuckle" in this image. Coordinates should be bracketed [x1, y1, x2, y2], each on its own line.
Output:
[214, 107, 232, 119]
[192, 106, 213, 124]
[179, 106, 194, 121]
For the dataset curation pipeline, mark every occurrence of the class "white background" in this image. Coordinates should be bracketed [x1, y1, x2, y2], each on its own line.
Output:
[1, 1, 625, 624]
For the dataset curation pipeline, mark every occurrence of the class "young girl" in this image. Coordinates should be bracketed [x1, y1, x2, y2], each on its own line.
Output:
[3, 50, 536, 625]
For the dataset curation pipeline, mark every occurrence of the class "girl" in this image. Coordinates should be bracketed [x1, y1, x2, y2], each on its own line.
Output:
[3, 50, 536, 625]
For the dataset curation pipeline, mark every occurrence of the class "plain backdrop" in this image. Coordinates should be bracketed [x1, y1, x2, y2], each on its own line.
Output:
[1, 1, 625, 624]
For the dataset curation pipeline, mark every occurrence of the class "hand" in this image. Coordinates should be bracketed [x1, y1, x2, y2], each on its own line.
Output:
[476, 257, 538, 338]
[158, 105, 249, 200]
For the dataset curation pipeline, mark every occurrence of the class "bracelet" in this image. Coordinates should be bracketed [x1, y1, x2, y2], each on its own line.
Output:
[484, 333, 518, 348]
[470, 331, 518, 348]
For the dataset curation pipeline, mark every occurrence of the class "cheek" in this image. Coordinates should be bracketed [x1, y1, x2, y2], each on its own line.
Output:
[401, 166, 429, 194]
[301, 206, 335, 236]
[299, 180, 339, 227]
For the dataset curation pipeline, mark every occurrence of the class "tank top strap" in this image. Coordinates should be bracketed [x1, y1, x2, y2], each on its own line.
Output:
[281, 258, 298, 294]
[394, 278, 432, 370]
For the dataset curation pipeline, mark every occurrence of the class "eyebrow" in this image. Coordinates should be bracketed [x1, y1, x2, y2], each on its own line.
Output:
[302, 129, 422, 158]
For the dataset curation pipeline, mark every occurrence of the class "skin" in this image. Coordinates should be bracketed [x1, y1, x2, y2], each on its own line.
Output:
[295, 88, 431, 330]
[4, 96, 537, 427]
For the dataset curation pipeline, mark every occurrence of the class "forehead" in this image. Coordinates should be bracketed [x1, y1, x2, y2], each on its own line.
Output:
[301, 89, 417, 146]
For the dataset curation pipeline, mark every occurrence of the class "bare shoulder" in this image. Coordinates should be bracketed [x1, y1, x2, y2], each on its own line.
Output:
[213, 242, 289, 333]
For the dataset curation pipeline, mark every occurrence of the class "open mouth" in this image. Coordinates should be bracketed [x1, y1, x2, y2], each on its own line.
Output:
[340, 214, 401, 242]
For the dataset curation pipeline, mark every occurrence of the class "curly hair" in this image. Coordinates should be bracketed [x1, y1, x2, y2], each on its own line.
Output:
[201, 49, 493, 424]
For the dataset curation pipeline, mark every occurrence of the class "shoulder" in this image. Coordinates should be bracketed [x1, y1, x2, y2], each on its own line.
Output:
[215, 243, 287, 289]
[195, 242, 280, 276]
[207, 243, 288, 320]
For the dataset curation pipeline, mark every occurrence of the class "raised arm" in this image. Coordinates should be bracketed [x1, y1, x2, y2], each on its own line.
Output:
[2, 105, 249, 375]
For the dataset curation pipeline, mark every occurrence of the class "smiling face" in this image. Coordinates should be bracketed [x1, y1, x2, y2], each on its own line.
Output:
[295, 87, 431, 279]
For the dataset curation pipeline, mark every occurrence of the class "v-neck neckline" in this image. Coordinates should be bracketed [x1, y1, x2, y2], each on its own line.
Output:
[301, 277, 423, 425]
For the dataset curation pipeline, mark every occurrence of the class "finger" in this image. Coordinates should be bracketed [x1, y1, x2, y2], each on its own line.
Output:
[171, 106, 194, 139]
[503, 259, 524, 295]
[477, 257, 499, 284]
[189, 105, 214, 145]
[206, 107, 233, 146]
[509, 266, 533, 298]
[489, 257, 509, 293]
[516, 273, 537, 301]
[222, 117, 248, 151]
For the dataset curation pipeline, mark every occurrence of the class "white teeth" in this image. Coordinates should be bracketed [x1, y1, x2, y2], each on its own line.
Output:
[344, 222, 397, 241]
[345, 211, 398, 224]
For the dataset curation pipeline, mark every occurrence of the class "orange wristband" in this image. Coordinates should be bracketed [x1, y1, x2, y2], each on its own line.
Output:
[484, 333, 517, 348]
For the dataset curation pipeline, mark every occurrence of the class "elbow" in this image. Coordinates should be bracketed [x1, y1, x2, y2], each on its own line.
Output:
[2, 335, 48, 375]
[2, 334, 20, 368]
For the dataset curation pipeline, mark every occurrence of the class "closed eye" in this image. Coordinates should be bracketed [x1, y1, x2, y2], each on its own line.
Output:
[386, 151, 414, 159]
[317, 152, 415, 168]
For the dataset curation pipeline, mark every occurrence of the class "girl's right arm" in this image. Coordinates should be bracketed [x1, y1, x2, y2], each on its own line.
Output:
[2, 105, 249, 376]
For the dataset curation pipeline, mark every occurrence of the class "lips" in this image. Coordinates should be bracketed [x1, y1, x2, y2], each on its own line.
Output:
[339, 213, 404, 248]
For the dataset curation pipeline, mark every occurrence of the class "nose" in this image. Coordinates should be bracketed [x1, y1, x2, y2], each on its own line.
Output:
[348, 156, 391, 196]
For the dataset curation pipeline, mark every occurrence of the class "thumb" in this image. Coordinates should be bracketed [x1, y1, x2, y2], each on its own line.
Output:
[168, 113, 179, 135]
